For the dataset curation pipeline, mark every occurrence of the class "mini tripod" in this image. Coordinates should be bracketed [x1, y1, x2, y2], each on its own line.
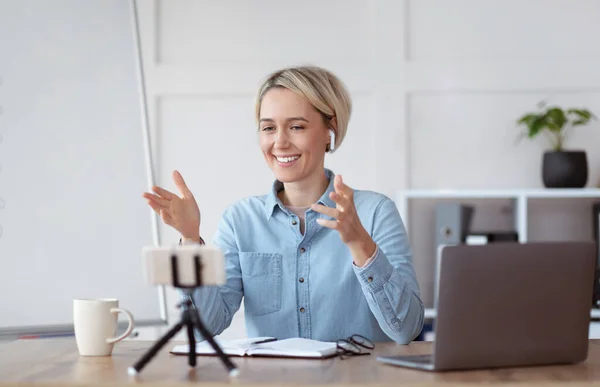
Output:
[128, 254, 238, 377]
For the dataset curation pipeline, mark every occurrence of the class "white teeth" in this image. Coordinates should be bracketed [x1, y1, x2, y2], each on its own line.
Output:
[276, 155, 300, 163]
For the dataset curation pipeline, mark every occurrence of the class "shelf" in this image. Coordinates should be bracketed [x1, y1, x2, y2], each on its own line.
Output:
[398, 188, 600, 199]
[396, 188, 600, 243]
[424, 307, 600, 320]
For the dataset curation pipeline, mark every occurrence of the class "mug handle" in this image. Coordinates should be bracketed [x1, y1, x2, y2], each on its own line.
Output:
[106, 307, 135, 344]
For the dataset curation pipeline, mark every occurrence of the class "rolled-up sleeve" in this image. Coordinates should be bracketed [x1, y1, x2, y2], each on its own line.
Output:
[353, 197, 424, 344]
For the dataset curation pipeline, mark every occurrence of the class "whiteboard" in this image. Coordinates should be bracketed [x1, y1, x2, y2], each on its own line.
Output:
[0, 0, 165, 336]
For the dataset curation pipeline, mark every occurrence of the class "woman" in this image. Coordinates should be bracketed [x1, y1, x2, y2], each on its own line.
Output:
[143, 66, 424, 344]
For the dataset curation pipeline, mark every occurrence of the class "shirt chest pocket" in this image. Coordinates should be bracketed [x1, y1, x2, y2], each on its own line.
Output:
[239, 252, 283, 316]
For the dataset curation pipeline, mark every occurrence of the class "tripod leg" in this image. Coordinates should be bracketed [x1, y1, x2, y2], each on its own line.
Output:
[128, 321, 184, 376]
[193, 317, 238, 377]
[186, 321, 197, 367]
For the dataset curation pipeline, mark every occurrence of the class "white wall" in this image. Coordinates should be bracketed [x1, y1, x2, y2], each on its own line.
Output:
[136, 0, 600, 338]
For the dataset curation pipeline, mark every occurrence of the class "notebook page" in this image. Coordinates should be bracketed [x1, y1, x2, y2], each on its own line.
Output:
[247, 338, 337, 358]
[170, 336, 275, 356]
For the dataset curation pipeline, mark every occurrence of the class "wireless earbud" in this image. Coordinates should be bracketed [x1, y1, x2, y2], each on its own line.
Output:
[329, 129, 336, 152]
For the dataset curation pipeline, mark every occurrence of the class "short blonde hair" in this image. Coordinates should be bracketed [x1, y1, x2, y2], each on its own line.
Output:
[255, 65, 352, 152]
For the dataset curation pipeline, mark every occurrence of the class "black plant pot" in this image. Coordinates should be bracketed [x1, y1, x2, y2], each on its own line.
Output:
[542, 150, 588, 188]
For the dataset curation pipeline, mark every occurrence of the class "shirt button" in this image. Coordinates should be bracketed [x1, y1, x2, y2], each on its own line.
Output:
[300, 307, 305, 313]
[299, 277, 305, 283]
[299, 247, 306, 253]
[367, 277, 373, 283]
[291, 219, 297, 225]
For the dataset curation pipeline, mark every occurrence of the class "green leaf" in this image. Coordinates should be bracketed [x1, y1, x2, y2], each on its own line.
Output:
[545, 107, 566, 132]
[567, 108, 597, 127]
[516, 113, 539, 127]
[567, 108, 591, 120]
[528, 115, 546, 138]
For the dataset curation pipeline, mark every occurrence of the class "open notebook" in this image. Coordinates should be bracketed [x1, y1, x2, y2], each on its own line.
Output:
[170, 337, 338, 359]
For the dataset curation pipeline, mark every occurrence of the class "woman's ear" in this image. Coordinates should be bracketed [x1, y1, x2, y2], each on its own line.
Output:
[325, 115, 338, 153]
[329, 116, 338, 133]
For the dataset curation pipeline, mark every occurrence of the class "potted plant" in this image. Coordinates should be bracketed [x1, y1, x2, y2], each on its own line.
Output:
[516, 101, 597, 188]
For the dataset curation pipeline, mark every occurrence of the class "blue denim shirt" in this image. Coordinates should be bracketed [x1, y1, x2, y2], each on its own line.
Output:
[188, 168, 424, 344]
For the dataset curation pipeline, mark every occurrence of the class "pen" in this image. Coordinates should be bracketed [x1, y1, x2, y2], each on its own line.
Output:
[252, 338, 278, 345]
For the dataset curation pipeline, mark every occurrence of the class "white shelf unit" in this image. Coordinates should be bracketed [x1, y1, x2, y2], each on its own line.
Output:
[395, 188, 600, 324]
[397, 188, 600, 244]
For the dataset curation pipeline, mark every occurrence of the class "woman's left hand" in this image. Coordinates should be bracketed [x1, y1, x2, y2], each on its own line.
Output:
[311, 175, 377, 266]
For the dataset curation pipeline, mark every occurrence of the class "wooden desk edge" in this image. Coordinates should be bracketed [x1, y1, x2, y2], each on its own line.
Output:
[2, 339, 600, 386]
[0, 382, 597, 387]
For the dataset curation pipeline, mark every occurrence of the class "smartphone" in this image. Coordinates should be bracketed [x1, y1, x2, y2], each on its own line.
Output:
[142, 245, 226, 287]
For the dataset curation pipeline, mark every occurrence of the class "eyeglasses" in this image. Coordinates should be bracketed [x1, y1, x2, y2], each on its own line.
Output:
[336, 334, 375, 359]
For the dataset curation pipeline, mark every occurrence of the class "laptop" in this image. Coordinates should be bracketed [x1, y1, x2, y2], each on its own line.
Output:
[377, 241, 596, 371]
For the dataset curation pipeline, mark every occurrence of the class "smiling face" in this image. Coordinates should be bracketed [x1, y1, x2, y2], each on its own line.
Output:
[259, 87, 331, 183]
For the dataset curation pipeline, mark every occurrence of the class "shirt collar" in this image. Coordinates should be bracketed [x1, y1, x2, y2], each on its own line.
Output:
[264, 168, 336, 220]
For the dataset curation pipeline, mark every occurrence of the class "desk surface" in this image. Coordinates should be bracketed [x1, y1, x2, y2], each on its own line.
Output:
[2, 338, 600, 386]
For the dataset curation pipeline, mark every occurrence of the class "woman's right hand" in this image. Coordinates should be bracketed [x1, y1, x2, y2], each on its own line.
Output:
[142, 170, 201, 241]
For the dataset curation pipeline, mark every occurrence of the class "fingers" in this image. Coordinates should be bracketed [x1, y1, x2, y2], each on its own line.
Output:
[316, 218, 338, 229]
[173, 170, 193, 199]
[145, 198, 174, 226]
[151, 185, 176, 200]
[311, 203, 340, 219]
[146, 197, 165, 215]
[160, 209, 173, 225]
[329, 191, 351, 212]
[142, 192, 170, 209]
[334, 175, 354, 199]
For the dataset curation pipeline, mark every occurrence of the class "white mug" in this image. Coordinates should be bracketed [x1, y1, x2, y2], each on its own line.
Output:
[73, 298, 135, 356]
